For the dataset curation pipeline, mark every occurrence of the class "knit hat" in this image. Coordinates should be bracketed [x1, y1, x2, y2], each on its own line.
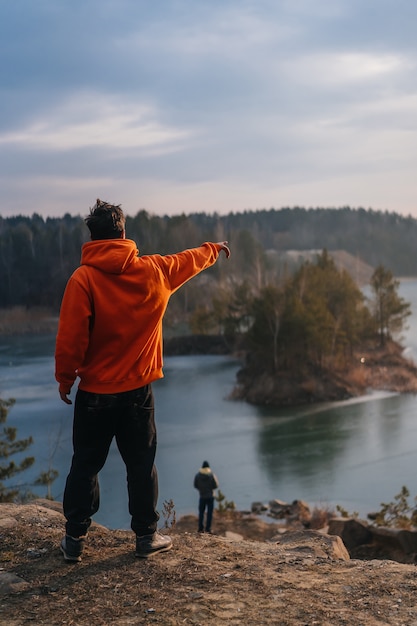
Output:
[202, 461, 210, 468]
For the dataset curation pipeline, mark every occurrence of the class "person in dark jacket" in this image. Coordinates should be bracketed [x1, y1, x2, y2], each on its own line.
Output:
[194, 461, 219, 533]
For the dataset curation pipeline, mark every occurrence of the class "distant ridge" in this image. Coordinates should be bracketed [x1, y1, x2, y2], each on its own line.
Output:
[268, 249, 375, 285]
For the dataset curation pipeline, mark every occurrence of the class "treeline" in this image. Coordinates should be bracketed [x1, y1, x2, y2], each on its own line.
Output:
[218, 206, 417, 275]
[1, 206, 417, 317]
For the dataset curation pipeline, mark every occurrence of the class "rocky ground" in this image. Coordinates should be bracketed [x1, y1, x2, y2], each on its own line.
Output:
[2, 500, 417, 625]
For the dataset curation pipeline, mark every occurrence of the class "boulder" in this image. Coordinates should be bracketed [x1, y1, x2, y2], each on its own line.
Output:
[328, 517, 372, 550]
[371, 526, 417, 555]
[268, 499, 311, 526]
[251, 502, 269, 514]
[328, 518, 417, 563]
[268, 499, 291, 517]
[274, 529, 350, 561]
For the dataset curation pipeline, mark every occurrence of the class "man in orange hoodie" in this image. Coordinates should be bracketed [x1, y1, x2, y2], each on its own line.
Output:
[55, 199, 230, 561]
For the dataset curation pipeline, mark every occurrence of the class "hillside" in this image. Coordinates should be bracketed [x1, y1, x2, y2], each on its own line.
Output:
[276, 249, 375, 286]
[1, 500, 417, 625]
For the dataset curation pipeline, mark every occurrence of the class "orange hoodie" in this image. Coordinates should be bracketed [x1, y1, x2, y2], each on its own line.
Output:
[55, 239, 222, 395]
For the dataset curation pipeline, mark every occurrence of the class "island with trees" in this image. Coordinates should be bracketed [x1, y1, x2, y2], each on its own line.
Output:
[230, 252, 417, 405]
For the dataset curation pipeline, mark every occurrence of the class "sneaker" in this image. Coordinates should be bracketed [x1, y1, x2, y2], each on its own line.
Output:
[135, 532, 172, 558]
[60, 535, 86, 562]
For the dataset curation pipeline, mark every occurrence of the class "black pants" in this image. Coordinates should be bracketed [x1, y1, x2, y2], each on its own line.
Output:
[63, 385, 159, 538]
[198, 496, 214, 532]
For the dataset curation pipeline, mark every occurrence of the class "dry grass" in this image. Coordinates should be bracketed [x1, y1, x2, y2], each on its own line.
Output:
[309, 505, 336, 530]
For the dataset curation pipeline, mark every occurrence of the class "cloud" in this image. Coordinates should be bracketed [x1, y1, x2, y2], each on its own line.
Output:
[1, 0, 417, 218]
[285, 51, 409, 86]
[0, 92, 192, 153]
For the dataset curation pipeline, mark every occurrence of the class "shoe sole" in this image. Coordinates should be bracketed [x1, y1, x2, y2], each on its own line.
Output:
[60, 544, 82, 562]
[135, 543, 173, 559]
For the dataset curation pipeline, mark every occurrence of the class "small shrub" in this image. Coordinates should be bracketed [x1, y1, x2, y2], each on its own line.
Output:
[162, 499, 176, 529]
[309, 505, 335, 529]
[372, 486, 417, 529]
[0, 397, 35, 502]
[335, 504, 359, 519]
[35, 469, 59, 500]
[215, 490, 236, 515]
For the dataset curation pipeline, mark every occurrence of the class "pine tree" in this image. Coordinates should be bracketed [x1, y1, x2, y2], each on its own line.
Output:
[0, 397, 35, 502]
[370, 265, 411, 346]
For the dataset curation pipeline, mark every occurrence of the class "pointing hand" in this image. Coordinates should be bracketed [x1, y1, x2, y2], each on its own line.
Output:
[217, 241, 230, 259]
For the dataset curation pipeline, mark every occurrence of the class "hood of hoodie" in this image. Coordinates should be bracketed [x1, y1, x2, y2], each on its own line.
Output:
[81, 239, 139, 275]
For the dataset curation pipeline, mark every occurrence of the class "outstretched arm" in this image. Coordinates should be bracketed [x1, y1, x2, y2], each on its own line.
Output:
[158, 241, 231, 292]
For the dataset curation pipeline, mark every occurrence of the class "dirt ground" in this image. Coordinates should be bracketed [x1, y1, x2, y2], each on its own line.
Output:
[2, 501, 417, 626]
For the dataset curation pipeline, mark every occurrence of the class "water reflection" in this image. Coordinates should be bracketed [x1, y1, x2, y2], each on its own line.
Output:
[253, 389, 417, 513]
[256, 403, 367, 486]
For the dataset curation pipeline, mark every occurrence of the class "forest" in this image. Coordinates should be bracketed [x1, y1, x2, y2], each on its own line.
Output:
[1, 206, 417, 316]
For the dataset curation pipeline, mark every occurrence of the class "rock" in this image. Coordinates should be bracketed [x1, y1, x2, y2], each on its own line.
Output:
[274, 529, 350, 561]
[224, 531, 244, 541]
[289, 500, 312, 526]
[268, 499, 311, 526]
[371, 526, 417, 555]
[0, 572, 29, 596]
[397, 529, 417, 554]
[0, 517, 17, 529]
[251, 502, 268, 513]
[328, 518, 417, 563]
[268, 499, 293, 518]
[328, 517, 373, 550]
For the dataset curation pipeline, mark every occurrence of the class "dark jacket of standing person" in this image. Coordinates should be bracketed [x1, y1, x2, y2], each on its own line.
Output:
[55, 199, 230, 562]
[194, 462, 219, 497]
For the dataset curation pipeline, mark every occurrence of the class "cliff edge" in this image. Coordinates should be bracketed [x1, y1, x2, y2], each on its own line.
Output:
[1, 500, 417, 625]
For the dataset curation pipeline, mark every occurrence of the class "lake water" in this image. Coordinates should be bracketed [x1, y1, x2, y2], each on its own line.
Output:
[2, 279, 417, 529]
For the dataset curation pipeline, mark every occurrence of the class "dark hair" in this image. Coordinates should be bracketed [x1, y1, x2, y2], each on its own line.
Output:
[85, 199, 126, 240]
[202, 461, 210, 468]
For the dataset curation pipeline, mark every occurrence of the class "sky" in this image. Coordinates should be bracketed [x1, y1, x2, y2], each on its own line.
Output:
[1, 0, 417, 219]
